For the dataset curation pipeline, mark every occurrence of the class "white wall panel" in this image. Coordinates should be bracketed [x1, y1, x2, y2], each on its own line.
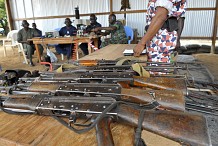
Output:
[32, 0, 44, 17]
[9, 0, 18, 25]
[56, 0, 73, 15]
[23, 0, 33, 18]
[182, 11, 215, 37]
[126, 13, 146, 37]
[187, 0, 216, 8]
[113, 0, 148, 11]
[16, 0, 26, 18]
[88, 0, 110, 13]
[10, 0, 217, 39]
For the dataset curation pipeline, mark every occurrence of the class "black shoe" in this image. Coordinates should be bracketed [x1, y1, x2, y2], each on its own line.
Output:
[30, 62, 35, 67]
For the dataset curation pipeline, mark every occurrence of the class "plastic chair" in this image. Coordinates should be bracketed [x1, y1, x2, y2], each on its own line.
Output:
[15, 41, 28, 64]
[2, 30, 19, 56]
[124, 26, 134, 44]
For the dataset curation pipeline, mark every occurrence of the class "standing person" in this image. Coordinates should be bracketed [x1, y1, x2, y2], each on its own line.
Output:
[17, 20, 39, 66]
[133, 0, 187, 63]
[93, 14, 127, 48]
[32, 23, 44, 60]
[79, 14, 102, 55]
[55, 18, 77, 60]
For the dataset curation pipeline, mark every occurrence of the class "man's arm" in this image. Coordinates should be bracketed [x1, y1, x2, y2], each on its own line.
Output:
[86, 23, 102, 33]
[93, 23, 117, 36]
[133, 7, 168, 56]
[94, 26, 116, 32]
[17, 30, 29, 44]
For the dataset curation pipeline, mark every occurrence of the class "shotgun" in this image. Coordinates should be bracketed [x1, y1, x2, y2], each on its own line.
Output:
[0, 95, 211, 146]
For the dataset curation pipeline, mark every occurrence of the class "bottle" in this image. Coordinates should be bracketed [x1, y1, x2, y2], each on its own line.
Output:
[75, 6, 80, 19]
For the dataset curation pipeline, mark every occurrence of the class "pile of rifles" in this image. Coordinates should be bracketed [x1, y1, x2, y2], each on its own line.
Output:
[0, 59, 217, 146]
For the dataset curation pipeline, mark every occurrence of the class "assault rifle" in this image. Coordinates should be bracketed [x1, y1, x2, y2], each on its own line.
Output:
[69, 59, 174, 66]
[0, 94, 211, 146]
[19, 72, 188, 95]
[55, 64, 184, 73]
[0, 82, 185, 111]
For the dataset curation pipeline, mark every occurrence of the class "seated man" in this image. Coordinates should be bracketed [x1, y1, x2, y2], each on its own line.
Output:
[79, 14, 102, 55]
[93, 14, 127, 48]
[17, 20, 39, 66]
[32, 23, 44, 60]
[55, 18, 77, 60]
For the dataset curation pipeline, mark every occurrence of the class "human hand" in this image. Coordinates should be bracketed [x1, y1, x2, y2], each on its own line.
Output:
[89, 32, 96, 36]
[26, 41, 31, 45]
[133, 43, 146, 57]
[92, 27, 100, 32]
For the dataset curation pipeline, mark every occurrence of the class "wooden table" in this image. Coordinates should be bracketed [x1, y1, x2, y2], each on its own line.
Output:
[80, 44, 145, 60]
[0, 44, 180, 146]
[31, 36, 99, 62]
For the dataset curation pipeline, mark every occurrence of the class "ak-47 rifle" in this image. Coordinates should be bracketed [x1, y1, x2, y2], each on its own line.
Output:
[2, 69, 217, 115]
[19, 72, 188, 95]
[0, 82, 185, 111]
[52, 59, 186, 74]
[56, 64, 185, 73]
[0, 94, 211, 146]
[69, 59, 174, 66]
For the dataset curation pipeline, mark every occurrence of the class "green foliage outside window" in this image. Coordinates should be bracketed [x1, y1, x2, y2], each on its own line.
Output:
[0, 0, 8, 35]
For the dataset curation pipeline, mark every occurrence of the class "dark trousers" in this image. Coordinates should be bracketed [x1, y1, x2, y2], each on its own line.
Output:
[55, 44, 74, 59]
[79, 39, 101, 55]
[79, 43, 89, 55]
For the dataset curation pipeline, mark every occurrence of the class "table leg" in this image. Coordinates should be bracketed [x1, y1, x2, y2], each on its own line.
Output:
[94, 38, 98, 50]
[35, 44, 41, 63]
[72, 42, 78, 60]
[88, 41, 92, 54]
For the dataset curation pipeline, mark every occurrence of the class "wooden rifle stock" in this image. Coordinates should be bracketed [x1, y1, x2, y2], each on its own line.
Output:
[119, 76, 188, 95]
[115, 104, 211, 146]
[76, 60, 100, 66]
[121, 88, 185, 111]
[74, 60, 173, 67]
[2, 96, 211, 146]
[95, 117, 114, 146]
[75, 60, 116, 66]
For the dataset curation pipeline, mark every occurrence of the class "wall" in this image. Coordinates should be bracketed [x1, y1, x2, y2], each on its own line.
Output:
[9, 0, 218, 38]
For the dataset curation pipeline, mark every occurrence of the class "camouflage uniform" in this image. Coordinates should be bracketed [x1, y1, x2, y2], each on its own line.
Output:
[146, 0, 187, 63]
[101, 21, 128, 48]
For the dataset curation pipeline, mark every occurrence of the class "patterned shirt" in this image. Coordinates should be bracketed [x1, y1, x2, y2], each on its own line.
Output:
[146, 0, 187, 63]
[146, 0, 187, 25]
